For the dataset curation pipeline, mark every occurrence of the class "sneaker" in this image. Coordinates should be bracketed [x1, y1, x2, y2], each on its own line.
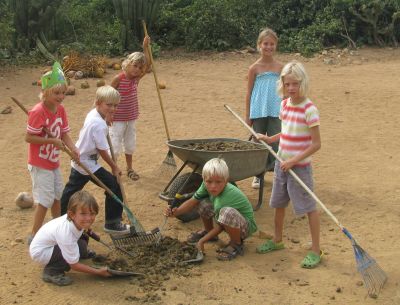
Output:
[251, 177, 260, 189]
[42, 273, 73, 286]
[103, 222, 130, 234]
[80, 248, 97, 259]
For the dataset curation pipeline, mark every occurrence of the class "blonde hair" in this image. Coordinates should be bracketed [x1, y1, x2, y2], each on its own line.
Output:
[122, 52, 146, 71]
[257, 27, 278, 47]
[67, 190, 99, 220]
[95, 85, 120, 105]
[39, 78, 67, 101]
[202, 158, 229, 181]
[277, 60, 309, 98]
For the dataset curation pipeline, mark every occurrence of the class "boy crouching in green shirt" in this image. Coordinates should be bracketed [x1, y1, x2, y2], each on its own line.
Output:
[165, 158, 257, 260]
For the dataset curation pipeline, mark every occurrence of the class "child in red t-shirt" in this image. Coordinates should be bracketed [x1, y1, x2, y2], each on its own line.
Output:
[109, 35, 150, 181]
[26, 62, 78, 241]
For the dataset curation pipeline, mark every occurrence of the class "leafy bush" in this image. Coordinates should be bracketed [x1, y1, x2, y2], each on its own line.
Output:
[57, 0, 122, 56]
[0, 0, 14, 57]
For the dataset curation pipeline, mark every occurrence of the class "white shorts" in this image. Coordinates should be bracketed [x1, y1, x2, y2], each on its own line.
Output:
[28, 165, 64, 208]
[109, 120, 137, 156]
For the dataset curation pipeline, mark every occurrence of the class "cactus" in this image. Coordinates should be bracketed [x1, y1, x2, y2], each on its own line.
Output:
[112, 0, 161, 51]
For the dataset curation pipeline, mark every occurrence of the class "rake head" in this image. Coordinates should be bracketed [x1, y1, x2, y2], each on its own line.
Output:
[159, 151, 177, 177]
[110, 228, 162, 252]
[352, 242, 387, 297]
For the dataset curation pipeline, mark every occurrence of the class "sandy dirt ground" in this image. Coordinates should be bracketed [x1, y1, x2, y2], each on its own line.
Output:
[0, 48, 399, 305]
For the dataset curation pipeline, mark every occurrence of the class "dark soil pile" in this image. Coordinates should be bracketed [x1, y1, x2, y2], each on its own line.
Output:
[182, 140, 263, 151]
[92, 236, 199, 295]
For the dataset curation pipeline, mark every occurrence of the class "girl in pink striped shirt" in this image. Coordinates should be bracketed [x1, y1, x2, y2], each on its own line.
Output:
[256, 61, 323, 269]
[110, 36, 150, 181]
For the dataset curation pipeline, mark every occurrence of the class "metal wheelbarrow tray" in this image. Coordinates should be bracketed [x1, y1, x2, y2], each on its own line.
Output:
[161, 138, 269, 211]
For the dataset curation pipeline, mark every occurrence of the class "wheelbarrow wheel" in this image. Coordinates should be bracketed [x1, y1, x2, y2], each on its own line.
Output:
[167, 172, 202, 223]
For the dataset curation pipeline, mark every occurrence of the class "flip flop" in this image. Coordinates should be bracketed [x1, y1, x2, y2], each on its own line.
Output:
[301, 250, 324, 269]
[127, 169, 140, 181]
[256, 239, 285, 254]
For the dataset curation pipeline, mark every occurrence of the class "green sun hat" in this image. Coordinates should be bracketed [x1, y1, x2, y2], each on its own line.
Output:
[41, 61, 67, 90]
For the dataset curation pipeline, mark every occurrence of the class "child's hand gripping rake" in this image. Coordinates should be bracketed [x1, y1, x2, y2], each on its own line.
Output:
[142, 21, 177, 175]
[11, 97, 161, 248]
[224, 104, 387, 297]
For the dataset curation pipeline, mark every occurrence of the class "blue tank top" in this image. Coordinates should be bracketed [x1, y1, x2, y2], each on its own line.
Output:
[250, 71, 281, 119]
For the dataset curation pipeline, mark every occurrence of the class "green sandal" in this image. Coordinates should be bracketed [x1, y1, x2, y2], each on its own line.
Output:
[301, 250, 323, 269]
[256, 240, 285, 254]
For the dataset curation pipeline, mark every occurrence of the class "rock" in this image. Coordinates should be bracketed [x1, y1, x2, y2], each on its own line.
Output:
[243, 46, 256, 53]
[65, 86, 75, 95]
[96, 79, 106, 87]
[1, 106, 12, 114]
[66, 70, 76, 78]
[323, 58, 335, 65]
[15, 192, 34, 209]
[74, 71, 84, 80]
[290, 238, 300, 244]
[158, 80, 166, 89]
[94, 67, 105, 78]
[336, 287, 342, 293]
[80, 81, 90, 89]
[356, 280, 363, 286]
[113, 63, 121, 70]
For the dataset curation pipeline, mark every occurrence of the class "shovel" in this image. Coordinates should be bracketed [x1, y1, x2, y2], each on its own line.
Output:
[182, 250, 204, 264]
[106, 268, 144, 277]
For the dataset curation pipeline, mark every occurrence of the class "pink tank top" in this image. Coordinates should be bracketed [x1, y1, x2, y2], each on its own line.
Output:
[113, 73, 139, 121]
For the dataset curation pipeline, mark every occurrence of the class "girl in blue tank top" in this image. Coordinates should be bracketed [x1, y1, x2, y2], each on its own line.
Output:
[245, 28, 283, 188]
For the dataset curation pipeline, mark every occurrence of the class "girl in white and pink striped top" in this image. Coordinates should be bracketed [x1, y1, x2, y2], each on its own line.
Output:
[110, 36, 150, 181]
[256, 61, 323, 269]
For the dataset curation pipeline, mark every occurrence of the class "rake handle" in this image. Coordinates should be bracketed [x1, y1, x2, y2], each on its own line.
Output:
[11, 96, 142, 230]
[224, 104, 344, 230]
[106, 133, 128, 204]
[142, 20, 171, 141]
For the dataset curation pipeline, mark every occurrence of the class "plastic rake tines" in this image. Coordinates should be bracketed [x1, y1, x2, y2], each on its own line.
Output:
[352, 241, 388, 297]
[110, 228, 162, 251]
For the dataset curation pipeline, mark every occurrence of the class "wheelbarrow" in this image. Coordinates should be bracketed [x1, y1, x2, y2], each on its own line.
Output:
[159, 138, 269, 219]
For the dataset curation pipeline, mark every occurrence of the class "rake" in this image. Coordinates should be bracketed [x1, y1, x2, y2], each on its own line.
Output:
[142, 21, 177, 176]
[11, 97, 161, 248]
[224, 104, 387, 297]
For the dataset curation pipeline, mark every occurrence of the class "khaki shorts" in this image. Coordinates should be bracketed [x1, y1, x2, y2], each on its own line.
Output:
[198, 200, 250, 240]
[109, 120, 137, 156]
[28, 165, 64, 208]
[270, 161, 316, 215]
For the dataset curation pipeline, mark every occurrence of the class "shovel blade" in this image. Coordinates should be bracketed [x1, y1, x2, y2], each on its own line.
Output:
[182, 250, 204, 264]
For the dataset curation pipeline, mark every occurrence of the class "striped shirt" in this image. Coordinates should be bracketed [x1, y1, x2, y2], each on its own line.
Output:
[278, 97, 320, 167]
[113, 73, 139, 121]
